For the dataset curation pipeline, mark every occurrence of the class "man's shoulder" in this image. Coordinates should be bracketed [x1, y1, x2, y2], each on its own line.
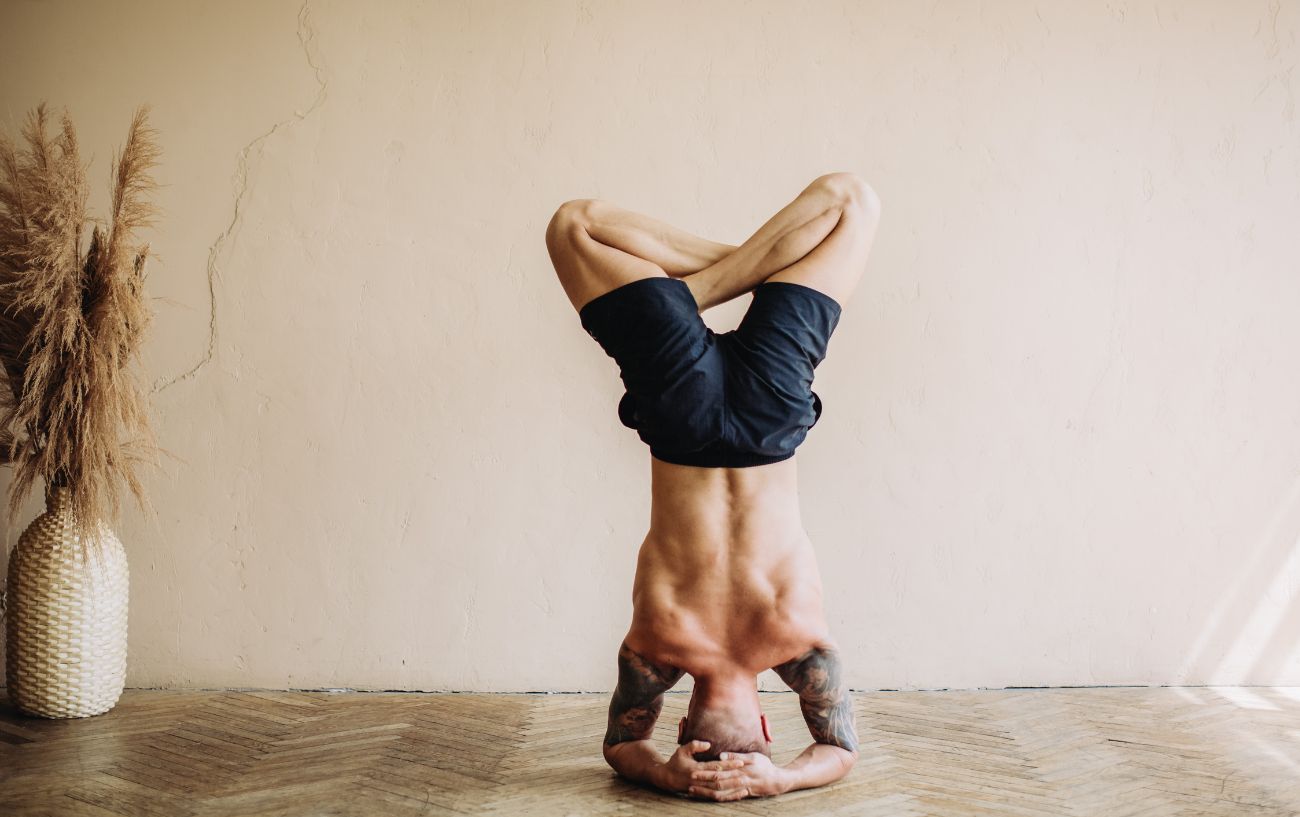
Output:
[762, 617, 836, 666]
[772, 634, 841, 664]
[626, 600, 712, 663]
[622, 622, 699, 675]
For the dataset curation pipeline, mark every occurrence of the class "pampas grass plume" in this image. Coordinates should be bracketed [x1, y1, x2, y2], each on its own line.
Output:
[0, 103, 162, 540]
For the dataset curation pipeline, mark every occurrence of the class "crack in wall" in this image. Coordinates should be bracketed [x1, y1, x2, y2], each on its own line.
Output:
[153, 0, 329, 393]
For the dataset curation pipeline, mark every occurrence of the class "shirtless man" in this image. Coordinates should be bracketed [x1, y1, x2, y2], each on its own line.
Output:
[545, 172, 881, 801]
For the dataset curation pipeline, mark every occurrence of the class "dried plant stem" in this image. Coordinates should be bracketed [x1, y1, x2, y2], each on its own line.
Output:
[0, 103, 162, 538]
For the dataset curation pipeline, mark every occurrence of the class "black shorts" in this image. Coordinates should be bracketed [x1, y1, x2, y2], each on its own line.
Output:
[579, 276, 842, 467]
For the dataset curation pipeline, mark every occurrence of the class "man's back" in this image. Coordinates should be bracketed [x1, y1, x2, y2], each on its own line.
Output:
[600, 455, 859, 802]
[624, 456, 831, 677]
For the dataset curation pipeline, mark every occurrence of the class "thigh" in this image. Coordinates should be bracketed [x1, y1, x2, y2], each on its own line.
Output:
[763, 200, 878, 309]
[728, 281, 843, 428]
[734, 282, 842, 374]
[580, 277, 724, 449]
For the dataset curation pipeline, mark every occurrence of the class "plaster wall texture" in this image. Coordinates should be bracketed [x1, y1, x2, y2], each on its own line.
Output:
[1, 0, 1298, 692]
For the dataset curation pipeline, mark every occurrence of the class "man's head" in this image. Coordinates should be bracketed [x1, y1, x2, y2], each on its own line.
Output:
[676, 677, 773, 761]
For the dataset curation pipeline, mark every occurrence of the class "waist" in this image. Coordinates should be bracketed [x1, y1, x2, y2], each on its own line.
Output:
[647, 455, 804, 542]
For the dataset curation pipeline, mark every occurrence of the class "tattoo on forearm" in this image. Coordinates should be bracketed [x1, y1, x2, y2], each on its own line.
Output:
[774, 646, 859, 752]
[604, 642, 684, 746]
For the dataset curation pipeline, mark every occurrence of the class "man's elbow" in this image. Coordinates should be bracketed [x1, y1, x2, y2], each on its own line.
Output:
[834, 745, 858, 778]
[602, 741, 620, 769]
[602, 740, 636, 776]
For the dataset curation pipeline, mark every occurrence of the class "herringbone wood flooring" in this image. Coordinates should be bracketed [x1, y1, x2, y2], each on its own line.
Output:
[1, 687, 1297, 816]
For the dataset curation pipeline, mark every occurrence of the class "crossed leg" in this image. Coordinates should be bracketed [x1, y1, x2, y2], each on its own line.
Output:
[689, 173, 881, 311]
[545, 199, 736, 313]
[545, 172, 881, 315]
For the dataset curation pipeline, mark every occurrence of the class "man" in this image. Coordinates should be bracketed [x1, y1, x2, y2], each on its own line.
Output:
[545, 172, 881, 801]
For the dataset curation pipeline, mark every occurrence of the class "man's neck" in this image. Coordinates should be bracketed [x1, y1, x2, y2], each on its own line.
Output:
[689, 672, 759, 712]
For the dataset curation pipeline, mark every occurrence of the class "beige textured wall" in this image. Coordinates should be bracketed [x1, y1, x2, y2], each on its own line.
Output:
[2, 1, 1298, 692]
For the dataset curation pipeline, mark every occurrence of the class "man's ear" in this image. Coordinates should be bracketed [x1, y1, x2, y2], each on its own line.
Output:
[760, 713, 773, 743]
[678, 716, 688, 743]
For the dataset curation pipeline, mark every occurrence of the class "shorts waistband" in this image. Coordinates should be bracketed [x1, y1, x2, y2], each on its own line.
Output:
[650, 443, 797, 469]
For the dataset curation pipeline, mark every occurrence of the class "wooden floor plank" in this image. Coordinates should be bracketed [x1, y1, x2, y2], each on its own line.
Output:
[2, 687, 1298, 815]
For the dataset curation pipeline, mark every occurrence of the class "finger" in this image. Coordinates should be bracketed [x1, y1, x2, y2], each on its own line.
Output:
[692, 763, 742, 775]
[674, 740, 709, 762]
[691, 769, 739, 782]
[690, 784, 751, 801]
[691, 770, 743, 780]
[695, 759, 745, 771]
[712, 786, 751, 801]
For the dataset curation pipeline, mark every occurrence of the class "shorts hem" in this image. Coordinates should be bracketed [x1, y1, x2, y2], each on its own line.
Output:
[753, 280, 843, 314]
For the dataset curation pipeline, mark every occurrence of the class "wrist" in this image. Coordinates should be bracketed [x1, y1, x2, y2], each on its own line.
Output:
[774, 764, 796, 795]
[647, 760, 674, 792]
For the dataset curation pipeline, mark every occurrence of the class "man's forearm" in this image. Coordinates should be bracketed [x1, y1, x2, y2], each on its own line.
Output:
[779, 744, 857, 793]
[603, 740, 670, 791]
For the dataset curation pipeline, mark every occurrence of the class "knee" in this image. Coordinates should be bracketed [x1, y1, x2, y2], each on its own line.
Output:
[545, 198, 600, 251]
[810, 172, 881, 216]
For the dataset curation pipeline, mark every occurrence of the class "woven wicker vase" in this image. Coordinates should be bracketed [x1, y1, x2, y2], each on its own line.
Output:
[5, 485, 129, 718]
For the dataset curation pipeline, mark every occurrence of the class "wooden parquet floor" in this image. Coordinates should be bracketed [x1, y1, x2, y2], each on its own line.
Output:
[1, 687, 1297, 816]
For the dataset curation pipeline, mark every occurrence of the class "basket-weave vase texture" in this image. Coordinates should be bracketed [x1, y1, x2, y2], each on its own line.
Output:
[5, 485, 129, 718]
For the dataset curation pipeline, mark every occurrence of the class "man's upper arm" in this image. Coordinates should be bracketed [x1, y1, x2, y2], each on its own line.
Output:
[773, 645, 859, 753]
[604, 641, 684, 747]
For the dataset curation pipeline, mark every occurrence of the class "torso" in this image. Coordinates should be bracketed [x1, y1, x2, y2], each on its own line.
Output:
[623, 455, 830, 677]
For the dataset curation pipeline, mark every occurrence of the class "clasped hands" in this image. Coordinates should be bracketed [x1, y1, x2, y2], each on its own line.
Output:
[655, 739, 787, 802]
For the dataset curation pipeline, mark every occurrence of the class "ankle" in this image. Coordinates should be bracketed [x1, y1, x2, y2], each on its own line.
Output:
[665, 241, 737, 279]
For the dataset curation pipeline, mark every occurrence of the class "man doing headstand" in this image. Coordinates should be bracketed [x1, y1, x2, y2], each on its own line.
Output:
[545, 173, 881, 801]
